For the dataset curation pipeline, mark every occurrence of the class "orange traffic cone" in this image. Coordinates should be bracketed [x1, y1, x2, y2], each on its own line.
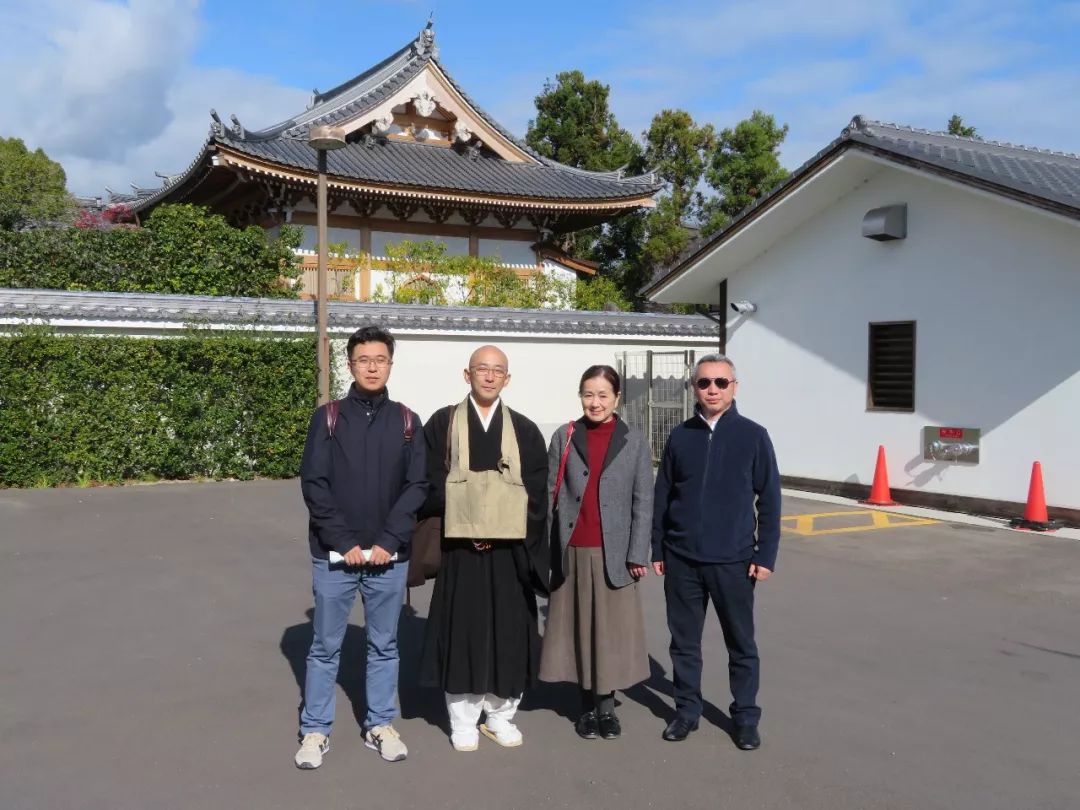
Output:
[1009, 462, 1060, 531]
[861, 445, 897, 506]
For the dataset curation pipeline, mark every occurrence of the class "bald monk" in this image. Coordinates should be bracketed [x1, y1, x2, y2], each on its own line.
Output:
[419, 345, 549, 751]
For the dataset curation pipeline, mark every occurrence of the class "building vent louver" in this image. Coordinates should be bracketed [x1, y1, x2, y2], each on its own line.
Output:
[862, 204, 907, 241]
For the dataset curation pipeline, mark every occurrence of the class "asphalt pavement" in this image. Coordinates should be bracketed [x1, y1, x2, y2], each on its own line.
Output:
[1, 480, 1078, 810]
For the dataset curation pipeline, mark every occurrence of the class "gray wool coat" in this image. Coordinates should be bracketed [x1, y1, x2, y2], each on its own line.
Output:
[546, 417, 654, 589]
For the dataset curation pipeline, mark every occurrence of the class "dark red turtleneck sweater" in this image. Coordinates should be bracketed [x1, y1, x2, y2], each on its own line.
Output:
[568, 417, 616, 548]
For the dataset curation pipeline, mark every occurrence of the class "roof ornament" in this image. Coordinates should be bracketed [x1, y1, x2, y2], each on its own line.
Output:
[209, 109, 225, 138]
[308, 89, 319, 110]
[843, 115, 871, 138]
[372, 115, 393, 136]
[453, 121, 472, 144]
[413, 16, 437, 59]
[413, 90, 437, 117]
[467, 141, 483, 161]
[229, 113, 246, 140]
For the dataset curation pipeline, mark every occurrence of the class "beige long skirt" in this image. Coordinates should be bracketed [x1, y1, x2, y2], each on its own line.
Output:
[539, 546, 649, 694]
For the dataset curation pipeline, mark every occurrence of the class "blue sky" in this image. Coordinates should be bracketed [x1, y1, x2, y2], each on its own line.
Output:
[2, 0, 1078, 196]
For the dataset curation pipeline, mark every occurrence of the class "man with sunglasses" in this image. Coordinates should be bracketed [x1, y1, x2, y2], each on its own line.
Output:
[651, 353, 780, 750]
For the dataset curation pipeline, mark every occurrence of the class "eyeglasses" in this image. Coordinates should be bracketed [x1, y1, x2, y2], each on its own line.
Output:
[350, 356, 391, 368]
[695, 376, 735, 391]
[470, 365, 507, 378]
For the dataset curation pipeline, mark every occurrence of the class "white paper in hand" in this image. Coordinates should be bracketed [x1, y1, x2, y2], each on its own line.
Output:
[329, 548, 399, 565]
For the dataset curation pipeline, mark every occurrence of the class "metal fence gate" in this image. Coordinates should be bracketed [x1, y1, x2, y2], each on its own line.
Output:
[617, 350, 697, 462]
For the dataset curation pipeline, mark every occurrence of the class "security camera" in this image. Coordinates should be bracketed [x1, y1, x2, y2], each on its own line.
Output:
[730, 301, 758, 314]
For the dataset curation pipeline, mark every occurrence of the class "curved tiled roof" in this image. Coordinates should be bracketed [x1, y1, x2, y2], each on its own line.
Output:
[159, 22, 661, 208]
[223, 136, 660, 202]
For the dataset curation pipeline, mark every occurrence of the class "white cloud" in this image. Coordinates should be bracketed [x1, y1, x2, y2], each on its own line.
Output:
[59, 66, 309, 197]
[588, 0, 1080, 168]
[0, 0, 307, 196]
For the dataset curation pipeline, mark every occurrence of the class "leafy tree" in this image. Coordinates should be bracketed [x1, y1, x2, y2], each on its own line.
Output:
[947, 114, 978, 138]
[572, 274, 631, 311]
[0, 203, 303, 297]
[634, 110, 717, 290]
[525, 70, 645, 267]
[525, 70, 642, 172]
[702, 110, 789, 234]
[0, 137, 74, 230]
[644, 110, 716, 217]
[587, 109, 716, 304]
[370, 239, 576, 310]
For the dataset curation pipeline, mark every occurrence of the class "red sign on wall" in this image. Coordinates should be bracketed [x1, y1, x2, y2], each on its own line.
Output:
[939, 428, 964, 439]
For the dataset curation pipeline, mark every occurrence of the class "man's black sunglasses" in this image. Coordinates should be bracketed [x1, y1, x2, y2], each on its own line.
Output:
[695, 376, 735, 391]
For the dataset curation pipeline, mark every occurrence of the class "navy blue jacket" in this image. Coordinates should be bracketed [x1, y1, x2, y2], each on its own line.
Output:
[651, 401, 781, 570]
[300, 385, 428, 560]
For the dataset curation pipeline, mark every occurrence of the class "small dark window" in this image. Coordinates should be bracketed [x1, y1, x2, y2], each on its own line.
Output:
[868, 321, 915, 411]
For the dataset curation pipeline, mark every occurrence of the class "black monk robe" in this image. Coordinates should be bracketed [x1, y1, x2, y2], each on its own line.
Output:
[419, 402, 550, 698]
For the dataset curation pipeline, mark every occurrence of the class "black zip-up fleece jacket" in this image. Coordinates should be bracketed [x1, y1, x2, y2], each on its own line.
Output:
[651, 402, 781, 570]
[300, 385, 428, 559]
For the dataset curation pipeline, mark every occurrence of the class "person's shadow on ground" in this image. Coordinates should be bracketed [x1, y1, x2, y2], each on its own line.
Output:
[280, 605, 446, 736]
[620, 655, 734, 734]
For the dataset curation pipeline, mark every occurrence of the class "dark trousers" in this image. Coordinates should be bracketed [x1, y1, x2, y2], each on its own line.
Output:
[664, 549, 761, 727]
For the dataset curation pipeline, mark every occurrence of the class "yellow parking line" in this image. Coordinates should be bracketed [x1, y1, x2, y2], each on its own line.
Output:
[781, 509, 939, 536]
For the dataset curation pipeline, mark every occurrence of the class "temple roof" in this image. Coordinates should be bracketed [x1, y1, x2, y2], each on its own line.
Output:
[134, 22, 660, 214]
[220, 136, 661, 202]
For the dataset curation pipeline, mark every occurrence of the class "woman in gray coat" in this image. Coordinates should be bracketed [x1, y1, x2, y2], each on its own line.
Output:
[539, 365, 653, 740]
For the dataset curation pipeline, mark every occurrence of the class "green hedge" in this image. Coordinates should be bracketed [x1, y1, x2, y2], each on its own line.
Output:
[0, 204, 302, 298]
[0, 328, 318, 487]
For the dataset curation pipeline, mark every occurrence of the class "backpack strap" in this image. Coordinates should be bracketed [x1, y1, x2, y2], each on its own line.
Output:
[551, 421, 576, 507]
[328, 399, 415, 443]
[400, 402, 414, 443]
[325, 399, 341, 439]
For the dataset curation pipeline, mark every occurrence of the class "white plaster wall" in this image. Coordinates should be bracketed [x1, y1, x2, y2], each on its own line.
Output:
[297, 225, 363, 253]
[478, 239, 536, 265]
[371, 231, 469, 257]
[723, 165, 1080, 508]
[330, 334, 717, 442]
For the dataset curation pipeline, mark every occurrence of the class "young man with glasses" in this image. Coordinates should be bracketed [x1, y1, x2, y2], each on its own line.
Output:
[651, 353, 780, 750]
[295, 325, 428, 769]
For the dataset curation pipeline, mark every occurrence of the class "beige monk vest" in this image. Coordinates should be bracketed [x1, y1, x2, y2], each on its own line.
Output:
[443, 398, 529, 540]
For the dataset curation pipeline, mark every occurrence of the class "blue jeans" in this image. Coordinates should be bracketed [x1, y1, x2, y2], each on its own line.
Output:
[300, 555, 408, 734]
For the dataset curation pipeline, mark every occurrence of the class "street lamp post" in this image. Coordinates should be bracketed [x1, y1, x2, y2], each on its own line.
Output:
[307, 125, 347, 406]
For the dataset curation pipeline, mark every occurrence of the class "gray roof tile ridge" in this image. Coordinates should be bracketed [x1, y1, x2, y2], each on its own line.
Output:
[0, 288, 716, 335]
[213, 26, 434, 144]
[847, 115, 1080, 163]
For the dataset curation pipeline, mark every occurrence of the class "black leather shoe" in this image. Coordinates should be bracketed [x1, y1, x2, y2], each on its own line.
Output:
[733, 724, 761, 750]
[597, 713, 621, 740]
[662, 716, 699, 741]
[575, 711, 599, 740]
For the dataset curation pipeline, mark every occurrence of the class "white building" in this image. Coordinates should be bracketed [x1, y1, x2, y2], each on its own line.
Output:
[644, 116, 1080, 524]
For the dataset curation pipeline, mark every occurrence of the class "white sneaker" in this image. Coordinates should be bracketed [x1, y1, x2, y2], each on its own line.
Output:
[480, 722, 523, 748]
[365, 724, 408, 762]
[451, 730, 479, 752]
[295, 732, 329, 769]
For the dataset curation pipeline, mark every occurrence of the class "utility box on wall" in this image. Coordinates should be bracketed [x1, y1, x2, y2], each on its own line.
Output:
[923, 426, 980, 463]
